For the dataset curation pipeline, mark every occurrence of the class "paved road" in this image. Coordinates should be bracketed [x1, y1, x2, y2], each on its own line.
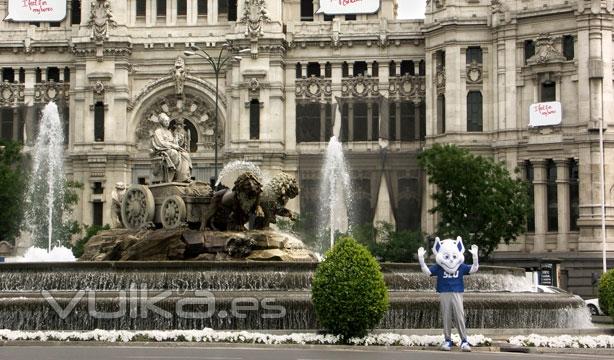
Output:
[0, 345, 612, 360]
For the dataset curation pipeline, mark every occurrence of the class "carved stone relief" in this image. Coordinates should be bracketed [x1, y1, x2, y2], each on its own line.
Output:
[527, 33, 567, 65]
[240, 0, 271, 39]
[87, 0, 117, 42]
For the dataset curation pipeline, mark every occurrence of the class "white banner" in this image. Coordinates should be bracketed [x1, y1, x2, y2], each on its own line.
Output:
[5, 0, 67, 22]
[316, 0, 381, 15]
[529, 102, 562, 127]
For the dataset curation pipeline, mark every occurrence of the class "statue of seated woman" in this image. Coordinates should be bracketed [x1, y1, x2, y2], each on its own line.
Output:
[151, 113, 192, 183]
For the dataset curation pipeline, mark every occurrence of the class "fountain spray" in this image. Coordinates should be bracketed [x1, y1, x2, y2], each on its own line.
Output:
[24, 102, 66, 252]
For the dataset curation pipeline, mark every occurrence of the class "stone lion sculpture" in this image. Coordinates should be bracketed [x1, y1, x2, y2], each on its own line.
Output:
[254, 172, 299, 230]
[201, 172, 263, 231]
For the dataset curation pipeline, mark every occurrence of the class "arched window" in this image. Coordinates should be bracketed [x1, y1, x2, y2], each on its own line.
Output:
[295, 63, 302, 79]
[467, 91, 483, 132]
[400, 60, 414, 76]
[389, 61, 396, 76]
[353, 61, 367, 77]
[418, 60, 425, 76]
[324, 62, 332, 78]
[524, 40, 535, 64]
[371, 61, 379, 77]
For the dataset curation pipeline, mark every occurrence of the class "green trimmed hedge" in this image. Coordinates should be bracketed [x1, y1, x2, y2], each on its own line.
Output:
[311, 236, 389, 340]
[599, 269, 614, 316]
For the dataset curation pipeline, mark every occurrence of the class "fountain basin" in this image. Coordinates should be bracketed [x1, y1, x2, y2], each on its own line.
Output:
[0, 261, 591, 330]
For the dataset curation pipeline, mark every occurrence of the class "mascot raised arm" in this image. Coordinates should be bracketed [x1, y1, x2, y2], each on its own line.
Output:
[417, 236, 479, 352]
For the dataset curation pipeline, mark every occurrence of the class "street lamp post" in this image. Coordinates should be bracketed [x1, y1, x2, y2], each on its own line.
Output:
[184, 44, 248, 181]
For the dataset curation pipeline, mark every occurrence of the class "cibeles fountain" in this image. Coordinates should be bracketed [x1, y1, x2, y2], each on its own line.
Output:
[0, 103, 591, 332]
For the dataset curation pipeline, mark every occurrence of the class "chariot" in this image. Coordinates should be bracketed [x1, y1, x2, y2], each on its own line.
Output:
[120, 182, 212, 230]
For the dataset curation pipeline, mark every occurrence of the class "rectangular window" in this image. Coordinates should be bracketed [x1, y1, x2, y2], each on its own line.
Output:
[353, 102, 368, 141]
[525, 161, 535, 232]
[436, 50, 445, 68]
[419, 60, 426, 76]
[342, 62, 349, 78]
[228, 0, 237, 21]
[296, 103, 321, 143]
[157, 0, 166, 17]
[93, 201, 103, 226]
[35, 68, 42, 83]
[177, 0, 187, 16]
[563, 35, 574, 61]
[325, 103, 333, 140]
[371, 62, 379, 77]
[94, 101, 105, 142]
[0, 108, 13, 141]
[524, 40, 535, 64]
[353, 61, 368, 77]
[547, 159, 558, 232]
[93, 182, 104, 195]
[47, 67, 60, 82]
[324, 14, 334, 21]
[249, 99, 260, 140]
[419, 102, 426, 140]
[197, 0, 208, 15]
[19, 68, 25, 83]
[136, 0, 147, 17]
[300, 0, 314, 21]
[340, 103, 348, 142]
[569, 159, 579, 231]
[307, 62, 321, 77]
[400, 60, 414, 76]
[64, 67, 71, 82]
[400, 101, 414, 141]
[466, 46, 483, 64]
[467, 91, 483, 132]
[389, 102, 397, 141]
[71, 0, 81, 25]
[541, 81, 556, 102]
[372, 102, 379, 140]
[437, 95, 445, 134]
[345, 14, 356, 21]
[2, 68, 15, 82]
[218, 0, 228, 13]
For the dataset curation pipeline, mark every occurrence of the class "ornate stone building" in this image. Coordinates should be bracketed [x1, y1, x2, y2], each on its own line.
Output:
[0, 0, 613, 295]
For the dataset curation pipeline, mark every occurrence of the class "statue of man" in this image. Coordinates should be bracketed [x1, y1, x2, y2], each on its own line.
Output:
[152, 113, 192, 182]
[111, 182, 127, 228]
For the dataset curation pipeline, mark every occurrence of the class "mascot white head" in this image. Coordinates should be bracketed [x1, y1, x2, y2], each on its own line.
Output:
[432, 236, 465, 275]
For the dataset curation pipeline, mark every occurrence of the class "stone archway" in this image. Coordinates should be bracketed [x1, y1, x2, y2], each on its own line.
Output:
[134, 91, 219, 153]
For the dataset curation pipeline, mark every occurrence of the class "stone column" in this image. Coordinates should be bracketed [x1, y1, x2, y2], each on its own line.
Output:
[210, 0, 217, 24]
[23, 67, 36, 146]
[533, 160, 548, 253]
[556, 159, 570, 252]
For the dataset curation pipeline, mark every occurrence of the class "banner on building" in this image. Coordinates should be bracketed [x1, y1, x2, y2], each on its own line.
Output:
[316, 0, 381, 15]
[5, 0, 67, 22]
[529, 101, 562, 127]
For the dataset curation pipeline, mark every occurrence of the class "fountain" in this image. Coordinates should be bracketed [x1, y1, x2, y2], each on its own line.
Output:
[317, 136, 352, 251]
[0, 110, 592, 332]
[23, 102, 66, 253]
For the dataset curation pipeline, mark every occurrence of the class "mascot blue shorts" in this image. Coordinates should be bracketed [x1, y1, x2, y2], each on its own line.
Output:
[418, 236, 479, 352]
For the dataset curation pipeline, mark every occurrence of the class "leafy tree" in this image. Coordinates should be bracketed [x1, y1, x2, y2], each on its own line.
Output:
[418, 144, 531, 258]
[0, 140, 27, 244]
[73, 224, 110, 258]
[352, 222, 423, 263]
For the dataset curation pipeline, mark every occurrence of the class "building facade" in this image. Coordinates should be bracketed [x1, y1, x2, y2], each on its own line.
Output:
[0, 0, 613, 296]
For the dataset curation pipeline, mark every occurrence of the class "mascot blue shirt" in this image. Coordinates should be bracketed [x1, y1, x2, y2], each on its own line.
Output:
[429, 263, 472, 293]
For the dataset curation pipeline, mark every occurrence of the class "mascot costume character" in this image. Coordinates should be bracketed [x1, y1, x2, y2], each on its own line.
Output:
[418, 236, 479, 352]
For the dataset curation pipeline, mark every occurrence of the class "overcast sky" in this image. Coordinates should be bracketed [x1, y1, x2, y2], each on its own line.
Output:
[397, 0, 426, 19]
